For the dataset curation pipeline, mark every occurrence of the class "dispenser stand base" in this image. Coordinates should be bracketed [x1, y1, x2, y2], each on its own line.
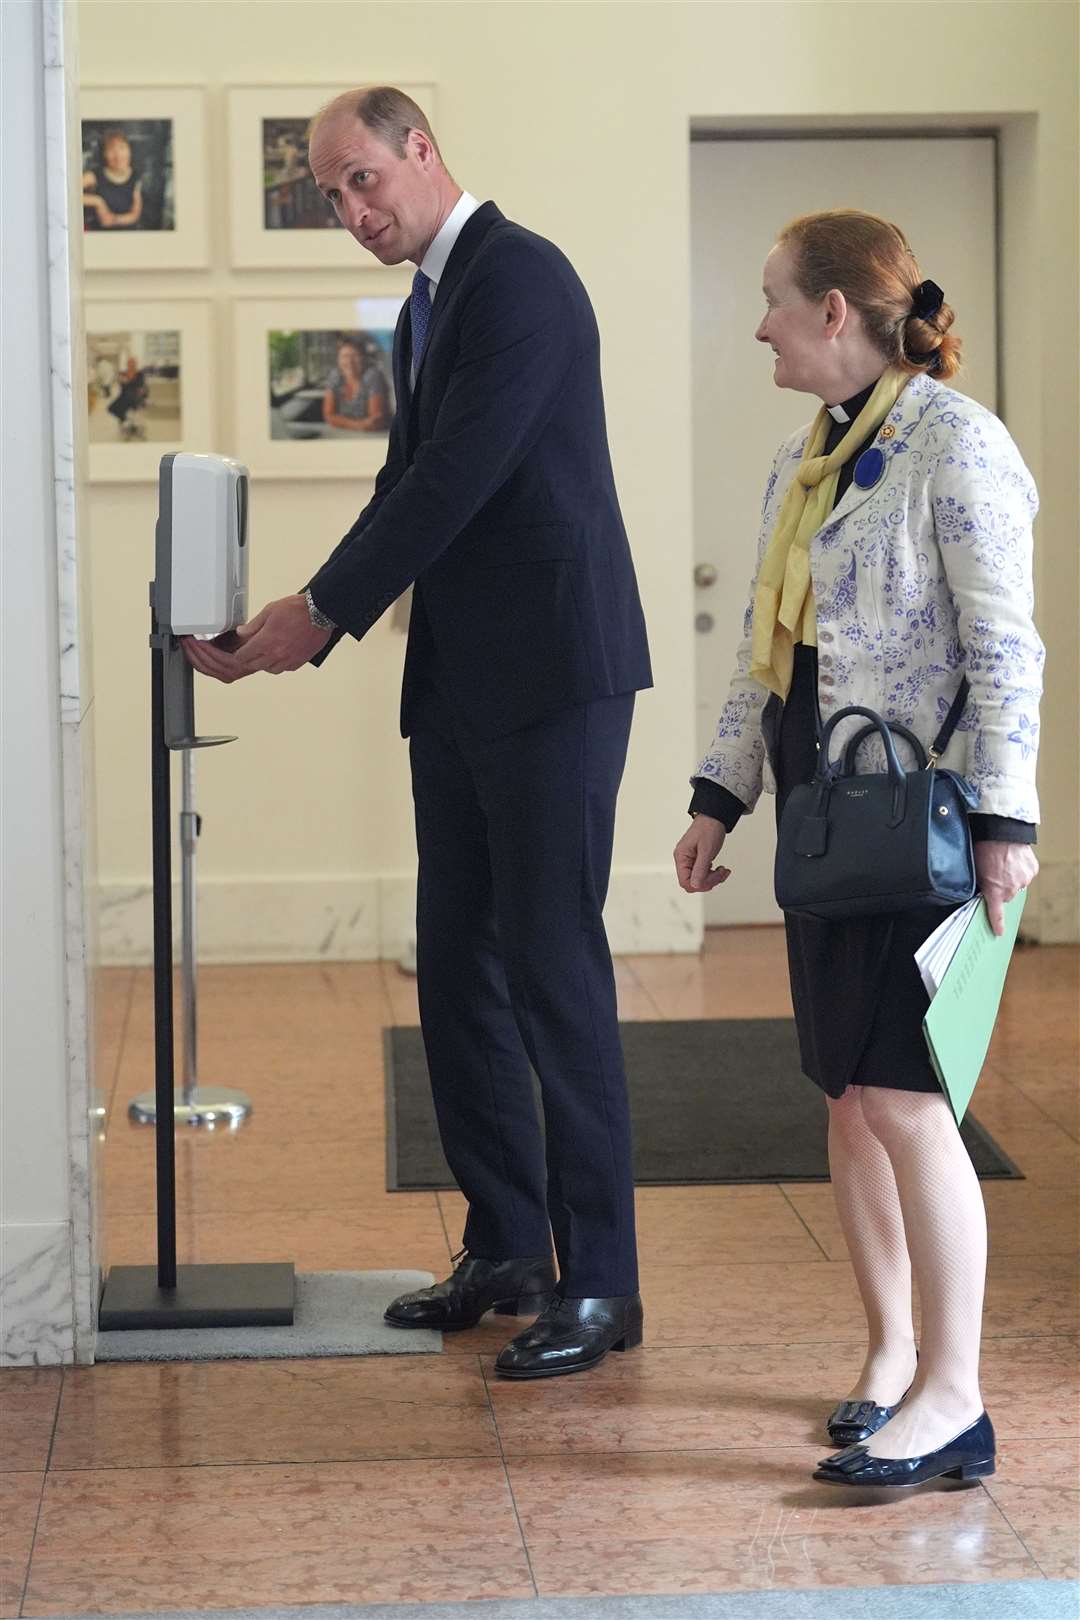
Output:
[99, 1262, 295, 1330]
[128, 1086, 253, 1129]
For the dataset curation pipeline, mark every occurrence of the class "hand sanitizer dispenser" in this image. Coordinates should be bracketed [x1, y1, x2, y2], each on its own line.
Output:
[154, 452, 249, 635]
[151, 452, 246, 749]
[98, 451, 296, 1331]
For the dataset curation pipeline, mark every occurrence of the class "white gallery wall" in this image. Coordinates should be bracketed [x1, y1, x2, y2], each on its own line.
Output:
[79, 0, 1079, 962]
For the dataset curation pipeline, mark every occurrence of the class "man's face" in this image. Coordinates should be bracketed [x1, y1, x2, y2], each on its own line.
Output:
[309, 115, 436, 265]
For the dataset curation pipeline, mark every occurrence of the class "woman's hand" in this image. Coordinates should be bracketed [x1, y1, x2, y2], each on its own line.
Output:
[674, 814, 731, 894]
[975, 841, 1039, 936]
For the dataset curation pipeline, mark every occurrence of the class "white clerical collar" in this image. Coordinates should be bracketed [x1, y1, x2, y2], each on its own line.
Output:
[419, 191, 481, 289]
[827, 402, 851, 424]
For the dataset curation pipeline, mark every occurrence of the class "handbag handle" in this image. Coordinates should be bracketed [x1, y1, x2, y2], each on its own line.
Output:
[820, 676, 971, 780]
[818, 704, 908, 780]
[842, 719, 927, 775]
[816, 704, 909, 826]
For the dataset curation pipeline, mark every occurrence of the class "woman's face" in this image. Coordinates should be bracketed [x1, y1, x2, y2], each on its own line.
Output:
[104, 135, 131, 171]
[755, 244, 831, 395]
[337, 343, 362, 380]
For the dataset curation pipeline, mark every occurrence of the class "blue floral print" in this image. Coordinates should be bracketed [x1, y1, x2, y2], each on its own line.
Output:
[695, 375, 1043, 822]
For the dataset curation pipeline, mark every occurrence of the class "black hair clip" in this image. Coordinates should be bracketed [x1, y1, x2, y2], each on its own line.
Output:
[911, 279, 945, 320]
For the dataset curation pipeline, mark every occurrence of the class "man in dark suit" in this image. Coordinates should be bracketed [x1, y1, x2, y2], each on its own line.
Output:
[184, 87, 651, 1378]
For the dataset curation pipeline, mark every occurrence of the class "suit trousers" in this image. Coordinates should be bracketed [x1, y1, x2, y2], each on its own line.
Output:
[408, 680, 639, 1297]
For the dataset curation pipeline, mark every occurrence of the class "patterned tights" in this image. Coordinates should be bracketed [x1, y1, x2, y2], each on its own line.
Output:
[826, 1084, 988, 1459]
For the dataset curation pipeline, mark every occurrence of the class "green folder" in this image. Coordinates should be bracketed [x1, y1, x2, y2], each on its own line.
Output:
[922, 890, 1027, 1124]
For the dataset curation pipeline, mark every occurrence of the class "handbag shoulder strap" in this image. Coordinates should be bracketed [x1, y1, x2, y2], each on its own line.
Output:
[928, 676, 970, 764]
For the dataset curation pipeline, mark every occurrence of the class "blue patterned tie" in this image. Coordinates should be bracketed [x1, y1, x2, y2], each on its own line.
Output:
[410, 268, 432, 373]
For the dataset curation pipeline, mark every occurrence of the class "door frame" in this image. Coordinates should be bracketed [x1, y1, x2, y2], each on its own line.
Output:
[689, 119, 1004, 414]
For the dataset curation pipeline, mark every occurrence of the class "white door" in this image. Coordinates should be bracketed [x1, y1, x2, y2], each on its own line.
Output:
[690, 135, 997, 924]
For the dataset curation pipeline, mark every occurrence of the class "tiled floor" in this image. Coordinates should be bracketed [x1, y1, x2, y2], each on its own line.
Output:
[1, 930, 1077, 1615]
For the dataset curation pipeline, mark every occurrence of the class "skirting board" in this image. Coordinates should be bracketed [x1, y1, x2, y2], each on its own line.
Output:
[97, 869, 704, 964]
[1, 1222, 75, 1366]
[95, 860, 1080, 965]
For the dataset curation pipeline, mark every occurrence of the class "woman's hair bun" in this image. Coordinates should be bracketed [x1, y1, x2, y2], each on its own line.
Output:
[903, 299, 961, 380]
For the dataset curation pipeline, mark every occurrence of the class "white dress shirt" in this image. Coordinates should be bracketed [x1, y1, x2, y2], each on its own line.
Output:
[410, 190, 481, 384]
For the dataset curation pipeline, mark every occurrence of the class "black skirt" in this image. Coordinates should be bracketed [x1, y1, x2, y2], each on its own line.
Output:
[775, 646, 945, 1099]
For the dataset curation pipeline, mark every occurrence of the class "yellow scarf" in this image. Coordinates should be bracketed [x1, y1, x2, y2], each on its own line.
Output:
[749, 369, 908, 699]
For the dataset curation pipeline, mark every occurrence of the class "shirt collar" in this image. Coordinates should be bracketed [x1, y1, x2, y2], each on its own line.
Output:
[419, 191, 481, 288]
[826, 378, 880, 425]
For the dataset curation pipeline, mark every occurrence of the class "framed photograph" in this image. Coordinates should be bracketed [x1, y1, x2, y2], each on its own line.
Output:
[80, 88, 209, 269]
[234, 295, 405, 479]
[85, 300, 213, 482]
[226, 84, 436, 269]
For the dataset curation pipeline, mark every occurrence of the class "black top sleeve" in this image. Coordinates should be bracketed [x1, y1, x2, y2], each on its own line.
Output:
[969, 814, 1037, 845]
[688, 777, 746, 832]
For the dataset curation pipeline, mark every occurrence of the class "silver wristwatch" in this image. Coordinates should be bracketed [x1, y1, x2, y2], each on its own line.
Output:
[304, 587, 336, 631]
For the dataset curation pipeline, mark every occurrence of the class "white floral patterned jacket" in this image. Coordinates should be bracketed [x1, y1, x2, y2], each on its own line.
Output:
[696, 374, 1043, 823]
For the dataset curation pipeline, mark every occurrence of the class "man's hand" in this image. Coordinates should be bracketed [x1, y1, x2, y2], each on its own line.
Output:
[181, 595, 332, 683]
[181, 629, 251, 683]
[231, 594, 333, 673]
[674, 814, 731, 894]
[975, 841, 1039, 936]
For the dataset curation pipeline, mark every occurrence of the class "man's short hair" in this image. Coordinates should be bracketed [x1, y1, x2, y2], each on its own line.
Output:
[313, 86, 442, 161]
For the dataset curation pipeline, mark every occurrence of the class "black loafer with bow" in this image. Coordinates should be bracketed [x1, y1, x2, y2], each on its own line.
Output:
[384, 1250, 556, 1332]
[826, 1397, 904, 1447]
[813, 1411, 996, 1489]
[494, 1291, 644, 1379]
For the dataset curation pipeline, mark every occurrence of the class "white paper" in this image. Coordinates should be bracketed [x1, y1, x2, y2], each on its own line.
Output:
[915, 897, 981, 1000]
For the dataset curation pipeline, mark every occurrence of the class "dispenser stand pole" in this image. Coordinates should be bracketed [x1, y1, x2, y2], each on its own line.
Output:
[97, 600, 292, 1330]
[150, 630, 178, 1289]
[180, 750, 198, 1106]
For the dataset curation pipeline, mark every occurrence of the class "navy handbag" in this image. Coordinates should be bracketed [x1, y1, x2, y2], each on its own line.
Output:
[774, 681, 978, 921]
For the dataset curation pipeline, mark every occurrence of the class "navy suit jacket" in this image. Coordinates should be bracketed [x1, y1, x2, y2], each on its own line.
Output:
[308, 201, 652, 739]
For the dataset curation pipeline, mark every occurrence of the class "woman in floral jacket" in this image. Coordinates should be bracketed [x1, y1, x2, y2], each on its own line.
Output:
[675, 211, 1042, 1490]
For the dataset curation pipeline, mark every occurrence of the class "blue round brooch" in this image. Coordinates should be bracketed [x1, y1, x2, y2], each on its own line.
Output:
[853, 446, 886, 489]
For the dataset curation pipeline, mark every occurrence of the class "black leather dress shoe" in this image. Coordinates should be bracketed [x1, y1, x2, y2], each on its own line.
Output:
[813, 1411, 995, 1489]
[384, 1250, 556, 1332]
[826, 1396, 905, 1447]
[494, 1291, 643, 1379]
